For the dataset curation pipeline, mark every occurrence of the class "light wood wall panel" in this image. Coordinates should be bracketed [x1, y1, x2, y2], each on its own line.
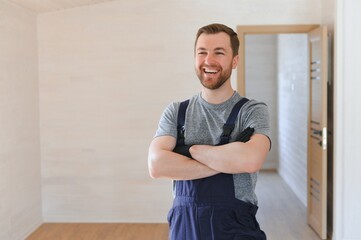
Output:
[37, 0, 321, 222]
[0, 1, 42, 239]
[7, 0, 116, 13]
[277, 34, 309, 206]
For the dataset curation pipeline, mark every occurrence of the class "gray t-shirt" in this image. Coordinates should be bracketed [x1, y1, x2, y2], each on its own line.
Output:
[154, 91, 270, 205]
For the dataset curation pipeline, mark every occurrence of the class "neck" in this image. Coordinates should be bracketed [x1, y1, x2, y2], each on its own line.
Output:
[201, 81, 235, 104]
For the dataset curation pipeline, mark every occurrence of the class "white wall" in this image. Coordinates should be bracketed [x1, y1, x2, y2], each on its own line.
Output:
[0, 1, 42, 239]
[245, 35, 278, 170]
[334, 0, 361, 239]
[277, 34, 309, 206]
[37, 0, 322, 222]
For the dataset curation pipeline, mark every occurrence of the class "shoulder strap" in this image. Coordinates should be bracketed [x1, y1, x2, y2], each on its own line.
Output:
[176, 99, 190, 146]
[218, 97, 249, 145]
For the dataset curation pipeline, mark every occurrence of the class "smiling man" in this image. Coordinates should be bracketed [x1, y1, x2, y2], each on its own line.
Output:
[148, 23, 270, 240]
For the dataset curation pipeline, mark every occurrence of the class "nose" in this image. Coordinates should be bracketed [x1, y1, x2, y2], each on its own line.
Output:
[204, 54, 216, 65]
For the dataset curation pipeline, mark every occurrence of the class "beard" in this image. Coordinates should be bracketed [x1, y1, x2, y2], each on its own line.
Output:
[195, 63, 233, 90]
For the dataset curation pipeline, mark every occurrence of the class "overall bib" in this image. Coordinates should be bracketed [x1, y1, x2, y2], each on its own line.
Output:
[168, 99, 267, 240]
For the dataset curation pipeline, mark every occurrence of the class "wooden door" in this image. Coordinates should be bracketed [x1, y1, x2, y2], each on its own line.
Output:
[307, 26, 328, 239]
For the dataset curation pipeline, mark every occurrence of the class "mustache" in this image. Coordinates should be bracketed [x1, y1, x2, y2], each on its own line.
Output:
[201, 63, 221, 68]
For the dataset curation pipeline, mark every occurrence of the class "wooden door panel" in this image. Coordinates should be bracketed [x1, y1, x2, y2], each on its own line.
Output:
[308, 26, 328, 240]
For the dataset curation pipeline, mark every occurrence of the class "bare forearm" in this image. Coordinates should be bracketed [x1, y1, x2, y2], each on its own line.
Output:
[189, 134, 270, 174]
[148, 149, 219, 180]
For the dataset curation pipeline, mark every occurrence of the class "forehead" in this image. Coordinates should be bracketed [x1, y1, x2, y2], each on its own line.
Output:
[195, 32, 232, 50]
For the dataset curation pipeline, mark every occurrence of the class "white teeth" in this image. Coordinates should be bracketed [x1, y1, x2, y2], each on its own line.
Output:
[204, 68, 218, 74]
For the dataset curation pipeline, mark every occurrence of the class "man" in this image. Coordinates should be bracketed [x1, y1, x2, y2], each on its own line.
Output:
[148, 23, 270, 240]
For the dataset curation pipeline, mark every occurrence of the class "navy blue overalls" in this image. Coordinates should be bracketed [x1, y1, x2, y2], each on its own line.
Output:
[168, 98, 267, 240]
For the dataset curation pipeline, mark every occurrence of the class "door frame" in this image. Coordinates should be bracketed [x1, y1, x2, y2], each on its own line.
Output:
[237, 25, 319, 96]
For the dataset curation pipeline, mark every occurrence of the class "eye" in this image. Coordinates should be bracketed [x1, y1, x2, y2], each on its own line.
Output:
[215, 52, 225, 55]
[198, 52, 207, 55]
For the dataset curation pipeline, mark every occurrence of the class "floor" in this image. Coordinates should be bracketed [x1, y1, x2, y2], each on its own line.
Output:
[256, 171, 321, 240]
[27, 171, 322, 240]
[26, 223, 168, 240]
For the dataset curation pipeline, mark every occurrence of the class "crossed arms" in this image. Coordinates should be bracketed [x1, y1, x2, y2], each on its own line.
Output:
[147, 134, 270, 180]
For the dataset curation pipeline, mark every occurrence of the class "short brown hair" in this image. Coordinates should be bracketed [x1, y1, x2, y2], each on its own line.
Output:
[195, 23, 239, 57]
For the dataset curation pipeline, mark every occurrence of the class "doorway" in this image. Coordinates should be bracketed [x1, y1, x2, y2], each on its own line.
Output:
[237, 25, 332, 240]
[246, 33, 309, 204]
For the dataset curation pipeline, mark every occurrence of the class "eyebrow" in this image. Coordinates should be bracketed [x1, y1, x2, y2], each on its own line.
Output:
[196, 47, 226, 52]
[214, 47, 226, 52]
[196, 47, 207, 52]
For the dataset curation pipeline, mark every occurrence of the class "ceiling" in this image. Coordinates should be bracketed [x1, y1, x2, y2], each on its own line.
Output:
[9, 0, 116, 13]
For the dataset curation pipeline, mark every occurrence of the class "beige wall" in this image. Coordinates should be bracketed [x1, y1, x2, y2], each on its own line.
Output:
[37, 0, 322, 222]
[0, 1, 42, 239]
[322, 0, 335, 32]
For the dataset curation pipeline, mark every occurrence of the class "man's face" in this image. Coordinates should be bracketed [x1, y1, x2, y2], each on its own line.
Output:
[195, 32, 238, 90]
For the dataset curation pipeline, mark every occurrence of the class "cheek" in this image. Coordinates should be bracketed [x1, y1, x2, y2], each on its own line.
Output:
[195, 58, 203, 68]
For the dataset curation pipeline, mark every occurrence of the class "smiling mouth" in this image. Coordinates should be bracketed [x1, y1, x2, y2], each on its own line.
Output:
[203, 68, 219, 74]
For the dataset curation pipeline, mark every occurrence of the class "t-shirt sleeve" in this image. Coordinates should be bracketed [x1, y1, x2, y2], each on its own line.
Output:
[154, 102, 179, 139]
[240, 100, 271, 146]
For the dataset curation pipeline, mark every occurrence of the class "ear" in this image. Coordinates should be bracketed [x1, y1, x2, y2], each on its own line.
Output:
[232, 55, 239, 69]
